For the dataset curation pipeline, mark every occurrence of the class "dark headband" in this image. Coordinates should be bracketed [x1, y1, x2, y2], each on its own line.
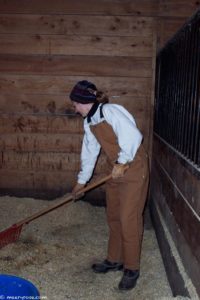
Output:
[70, 80, 97, 104]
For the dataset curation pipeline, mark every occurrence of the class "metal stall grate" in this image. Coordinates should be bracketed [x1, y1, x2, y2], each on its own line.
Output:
[154, 10, 200, 168]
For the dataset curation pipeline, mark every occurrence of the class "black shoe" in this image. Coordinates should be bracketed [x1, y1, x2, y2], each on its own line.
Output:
[118, 269, 139, 290]
[92, 259, 123, 273]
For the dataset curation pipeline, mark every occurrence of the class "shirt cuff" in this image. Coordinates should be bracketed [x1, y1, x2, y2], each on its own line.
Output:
[77, 178, 87, 185]
[117, 158, 128, 164]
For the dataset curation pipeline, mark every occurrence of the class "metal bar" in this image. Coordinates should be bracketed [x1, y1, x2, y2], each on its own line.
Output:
[182, 25, 193, 157]
[174, 39, 184, 151]
[154, 9, 200, 170]
[187, 24, 197, 159]
[169, 47, 176, 148]
[193, 21, 200, 166]
[164, 51, 170, 143]
[178, 30, 189, 154]
[194, 92, 200, 167]
[153, 56, 160, 133]
[189, 22, 200, 162]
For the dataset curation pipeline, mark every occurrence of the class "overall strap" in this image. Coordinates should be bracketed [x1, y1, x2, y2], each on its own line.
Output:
[100, 103, 107, 119]
[86, 101, 100, 123]
[87, 102, 107, 123]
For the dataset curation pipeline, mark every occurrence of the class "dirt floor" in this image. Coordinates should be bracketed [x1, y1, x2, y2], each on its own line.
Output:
[0, 195, 192, 300]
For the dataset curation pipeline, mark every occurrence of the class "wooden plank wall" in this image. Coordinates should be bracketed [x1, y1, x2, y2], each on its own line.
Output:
[157, 0, 200, 49]
[0, 0, 156, 199]
[150, 136, 200, 296]
[0, 0, 199, 199]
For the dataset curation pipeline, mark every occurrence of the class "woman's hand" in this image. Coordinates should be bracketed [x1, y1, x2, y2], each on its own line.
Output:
[72, 183, 85, 200]
[112, 163, 129, 179]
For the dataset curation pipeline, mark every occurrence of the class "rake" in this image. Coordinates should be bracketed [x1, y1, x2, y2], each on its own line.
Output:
[0, 173, 112, 249]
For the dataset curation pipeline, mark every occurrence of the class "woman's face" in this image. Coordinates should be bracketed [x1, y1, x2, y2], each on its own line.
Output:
[71, 101, 92, 117]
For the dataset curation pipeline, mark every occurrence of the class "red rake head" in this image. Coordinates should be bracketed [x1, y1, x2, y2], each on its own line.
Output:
[0, 224, 23, 249]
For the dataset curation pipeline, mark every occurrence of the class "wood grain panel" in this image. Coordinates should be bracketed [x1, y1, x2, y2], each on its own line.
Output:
[0, 126, 148, 153]
[0, 94, 73, 114]
[0, 114, 147, 136]
[0, 75, 152, 96]
[0, 34, 153, 57]
[0, 14, 154, 36]
[158, 1, 200, 18]
[0, 133, 82, 153]
[0, 114, 83, 134]
[150, 168, 200, 296]
[0, 94, 148, 115]
[2, 0, 197, 18]
[0, 151, 80, 172]
[0, 151, 107, 173]
[150, 201, 190, 297]
[157, 18, 186, 49]
[153, 134, 200, 215]
[0, 54, 152, 77]
[151, 158, 200, 263]
[0, 0, 158, 16]
[0, 0, 155, 200]
[0, 169, 107, 199]
[0, 169, 76, 191]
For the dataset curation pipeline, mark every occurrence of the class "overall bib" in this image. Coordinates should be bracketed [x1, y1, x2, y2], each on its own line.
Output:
[89, 107, 149, 270]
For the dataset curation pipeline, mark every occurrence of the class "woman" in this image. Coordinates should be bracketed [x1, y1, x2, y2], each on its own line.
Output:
[70, 80, 149, 291]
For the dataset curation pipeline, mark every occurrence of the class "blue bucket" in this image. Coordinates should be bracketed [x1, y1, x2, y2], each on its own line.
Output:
[0, 274, 40, 297]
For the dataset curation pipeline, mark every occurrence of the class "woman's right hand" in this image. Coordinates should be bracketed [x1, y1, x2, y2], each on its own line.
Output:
[72, 183, 85, 200]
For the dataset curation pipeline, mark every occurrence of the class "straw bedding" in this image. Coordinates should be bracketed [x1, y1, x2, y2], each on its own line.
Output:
[0, 196, 191, 300]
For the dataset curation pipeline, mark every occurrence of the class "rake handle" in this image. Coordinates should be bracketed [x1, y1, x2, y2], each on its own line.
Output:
[16, 173, 112, 227]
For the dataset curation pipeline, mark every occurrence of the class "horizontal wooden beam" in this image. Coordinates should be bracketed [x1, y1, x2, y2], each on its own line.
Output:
[150, 160, 200, 295]
[158, 1, 199, 18]
[0, 0, 197, 17]
[0, 150, 107, 173]
[150, 201, 190, 297]
[0, 133, 82, 153]
[0, 54, 152, 77]
[0, 169, 77, 191]
[0, 75, 152, 96]
[0, 0, 158, 16]
[0, 34, 153, 57]
[0, 168, 107, 199]
[153, 135, 200, 215]
[0, 94, 74, 114]
[152, 158, 200, 262]
[0, 94, 149, 114]
[0, 113, 148, 136]
[0, 114, 83, 134]
[0, 14, 154, 36]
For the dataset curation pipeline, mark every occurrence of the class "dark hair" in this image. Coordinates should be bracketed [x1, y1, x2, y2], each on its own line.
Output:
[96, 90, 109, 104]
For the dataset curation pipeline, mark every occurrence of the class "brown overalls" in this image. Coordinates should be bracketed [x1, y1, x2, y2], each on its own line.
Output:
[89, 108, 149, 270]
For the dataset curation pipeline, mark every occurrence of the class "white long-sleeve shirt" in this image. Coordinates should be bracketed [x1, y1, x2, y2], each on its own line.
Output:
[78, 103, 143, 184]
